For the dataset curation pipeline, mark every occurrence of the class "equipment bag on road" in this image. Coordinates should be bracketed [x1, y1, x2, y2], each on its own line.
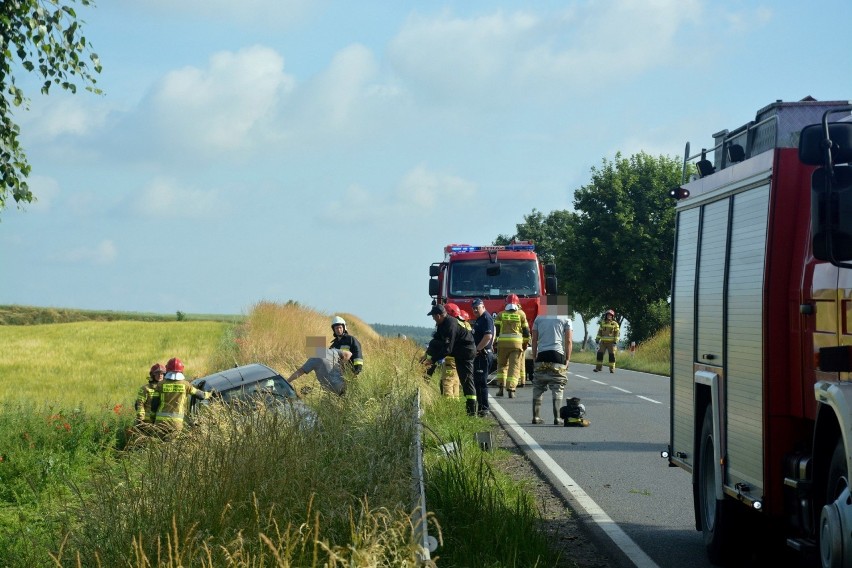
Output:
[560, 397, 590, 427]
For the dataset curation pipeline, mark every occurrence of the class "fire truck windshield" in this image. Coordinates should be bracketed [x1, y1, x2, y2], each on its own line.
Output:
[448, 260, 540, 298]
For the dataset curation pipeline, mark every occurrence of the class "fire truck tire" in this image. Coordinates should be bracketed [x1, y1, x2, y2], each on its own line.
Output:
[821, 439, 849, 568]
[698, 407, 742, 565]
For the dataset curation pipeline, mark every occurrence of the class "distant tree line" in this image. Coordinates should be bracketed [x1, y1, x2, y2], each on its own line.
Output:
[496, 151, 683, 346]
[371, 323, 433, 346]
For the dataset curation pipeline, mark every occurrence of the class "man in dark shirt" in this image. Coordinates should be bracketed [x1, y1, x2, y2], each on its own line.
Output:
[422, 304, 478, 416]
[329, 316, 364, 375]
[470, 298, 495, 417]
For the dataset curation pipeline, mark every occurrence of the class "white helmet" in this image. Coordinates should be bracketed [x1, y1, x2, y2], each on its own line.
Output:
[331, 316, 347, 331]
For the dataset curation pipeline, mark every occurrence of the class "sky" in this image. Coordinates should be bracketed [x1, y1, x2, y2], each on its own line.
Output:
[1, 0, 851, 330]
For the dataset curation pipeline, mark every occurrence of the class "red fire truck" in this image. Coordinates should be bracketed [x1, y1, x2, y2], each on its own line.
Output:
[664, 98, 852, 567]
[428, 241, 557, 324]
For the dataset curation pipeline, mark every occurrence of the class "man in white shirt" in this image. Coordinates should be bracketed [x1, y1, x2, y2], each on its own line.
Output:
[531, 296, 573, 425]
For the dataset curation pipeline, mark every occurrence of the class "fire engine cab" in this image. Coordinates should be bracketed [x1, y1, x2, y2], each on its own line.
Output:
[428, 241, 557, 324]
[664, 98, 852, 567]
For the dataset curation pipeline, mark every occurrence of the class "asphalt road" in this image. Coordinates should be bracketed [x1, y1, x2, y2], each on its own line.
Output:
[488, 361, 715, 568]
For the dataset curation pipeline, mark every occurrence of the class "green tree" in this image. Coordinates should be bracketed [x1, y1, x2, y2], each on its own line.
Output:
[0, 0, 101, 213]
[496, 209, 604, 347]
[572, 151, 681, 343]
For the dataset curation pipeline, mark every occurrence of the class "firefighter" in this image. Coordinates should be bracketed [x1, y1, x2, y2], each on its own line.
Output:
[329, 316, 364, 375]
[152, 357, 211, 440]
[531, 305, 572, 425]
[594, 309, 620, 373]
[494, 294, 530, 398]
[436, 303, 467, 399]
[422, 304, 478, 416]
[134, 363, 165, 434]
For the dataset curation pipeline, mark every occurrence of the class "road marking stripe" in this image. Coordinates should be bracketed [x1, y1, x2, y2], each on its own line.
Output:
[490, 400, 661, 568]
[612, 386, 632, 393]
[637, 396, 662, 404]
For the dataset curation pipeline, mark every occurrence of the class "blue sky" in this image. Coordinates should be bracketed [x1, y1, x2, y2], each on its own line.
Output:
[1, 0, 850, 329]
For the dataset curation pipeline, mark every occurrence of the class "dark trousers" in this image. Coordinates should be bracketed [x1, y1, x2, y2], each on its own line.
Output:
[473, 351, 492, 412]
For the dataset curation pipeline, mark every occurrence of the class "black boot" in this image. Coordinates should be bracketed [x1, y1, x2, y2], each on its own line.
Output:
[532, 400, 543, 424]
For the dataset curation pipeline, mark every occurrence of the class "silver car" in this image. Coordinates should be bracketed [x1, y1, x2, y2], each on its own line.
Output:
[189, 363, 317, 427]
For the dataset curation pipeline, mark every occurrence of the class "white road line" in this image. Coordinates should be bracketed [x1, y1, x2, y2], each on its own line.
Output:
[612, 386, 632, 394]
[591, 379, 608, 385]
[490, 400, 661, 568]
[637, 396, 662, 404]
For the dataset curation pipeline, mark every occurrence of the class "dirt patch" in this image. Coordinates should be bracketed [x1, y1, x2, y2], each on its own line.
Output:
[492, 427, 616, 568]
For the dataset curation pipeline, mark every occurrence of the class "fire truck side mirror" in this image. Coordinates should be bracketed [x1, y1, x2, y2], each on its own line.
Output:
[545, 263, 557, 276]
[429, 264, 440, 277]
[799, 122, 852, 166]
[545, 275, 558, 295]
[812, 165, 852, 262]
[428, 278, 439, 297]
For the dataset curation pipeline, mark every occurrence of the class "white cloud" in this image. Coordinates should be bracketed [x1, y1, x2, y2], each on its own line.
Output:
[397, 165, 477, 209]
[321, 164, 478, 225]
[133, 177, 228, 219]
[61, 240, 118, 264]
[145, 45, 294, 155]
[25, 98, 109, 141]
[389, 1, 703, 102]
[312, 44, 379, 127]
[723, 5, 773, 33]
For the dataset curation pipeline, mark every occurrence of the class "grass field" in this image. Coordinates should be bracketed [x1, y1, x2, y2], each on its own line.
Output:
[0, 320, 231, 412]
[0, 302, 572, 568]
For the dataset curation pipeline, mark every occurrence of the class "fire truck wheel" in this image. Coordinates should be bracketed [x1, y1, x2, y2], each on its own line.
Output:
[697, 407, 742, 565]
[821, 439, 849, 568]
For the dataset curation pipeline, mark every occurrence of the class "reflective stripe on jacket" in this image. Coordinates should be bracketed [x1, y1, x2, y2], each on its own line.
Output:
[494, 310, 529, 345]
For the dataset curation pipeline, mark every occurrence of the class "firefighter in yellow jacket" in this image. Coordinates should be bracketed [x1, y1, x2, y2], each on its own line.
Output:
[133, 363, 165, 435]
[152, 357, 211, 440]
[494, 294, 530, 398]
[594, 309, 620, 373]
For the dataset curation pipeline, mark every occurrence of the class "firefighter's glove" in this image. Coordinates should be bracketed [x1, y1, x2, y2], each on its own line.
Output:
[353, 366, 362, 375]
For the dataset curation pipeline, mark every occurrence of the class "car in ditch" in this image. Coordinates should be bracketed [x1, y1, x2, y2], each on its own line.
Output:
[188, 363, 317, 427]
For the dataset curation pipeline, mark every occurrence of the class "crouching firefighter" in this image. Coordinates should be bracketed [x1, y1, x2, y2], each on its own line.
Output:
[423, 304, 478, 416]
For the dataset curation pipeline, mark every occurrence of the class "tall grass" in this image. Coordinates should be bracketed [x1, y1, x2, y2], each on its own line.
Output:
[1, 301, 571, 568]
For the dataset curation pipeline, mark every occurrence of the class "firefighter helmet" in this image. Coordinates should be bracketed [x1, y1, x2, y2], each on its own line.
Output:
[149, 363, 166, 378]
[166, 357, 184, 373]
[606, 309, 615, 317]
[331, 316, 347, 330]
[460, 310, 471, 321]
[506, 293, 520, 305]
[444, 303, 461, 318]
